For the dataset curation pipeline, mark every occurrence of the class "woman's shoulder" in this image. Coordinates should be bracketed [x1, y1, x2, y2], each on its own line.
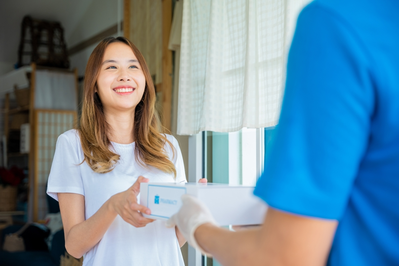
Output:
[57, 129, 82, 149]
[59, 129, 80, 141]
[163, 133, 177, 143]
[162, 133, 178, 153]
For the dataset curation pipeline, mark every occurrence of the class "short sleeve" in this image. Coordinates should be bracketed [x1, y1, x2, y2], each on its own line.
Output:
[254, 3, 374, 220]
[168, 135, 187, 184]
[47, 132, 84, 201]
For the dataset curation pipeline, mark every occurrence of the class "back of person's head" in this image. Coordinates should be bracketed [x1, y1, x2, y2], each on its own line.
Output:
[78, 36, 176, 176]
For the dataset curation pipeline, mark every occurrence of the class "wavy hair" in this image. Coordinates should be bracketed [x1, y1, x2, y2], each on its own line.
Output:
[78, 36, 176, 176]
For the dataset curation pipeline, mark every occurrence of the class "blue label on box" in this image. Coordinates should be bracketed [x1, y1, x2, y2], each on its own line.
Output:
[147, 185, 186, 219]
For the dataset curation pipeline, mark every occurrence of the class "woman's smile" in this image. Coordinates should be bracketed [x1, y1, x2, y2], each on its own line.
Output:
[113, 85, 135, 95]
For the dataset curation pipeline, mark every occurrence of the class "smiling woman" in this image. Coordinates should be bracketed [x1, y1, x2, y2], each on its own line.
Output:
[46, 37, 190, 266]
[79, 37, 176, 175]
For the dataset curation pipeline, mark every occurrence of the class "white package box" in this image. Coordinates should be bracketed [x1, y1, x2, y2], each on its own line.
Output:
[140, 183, 267, 226]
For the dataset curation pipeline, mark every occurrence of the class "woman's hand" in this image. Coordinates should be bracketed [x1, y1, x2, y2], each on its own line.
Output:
[109, 176, 154, 227]
[198, 178, 207, 184]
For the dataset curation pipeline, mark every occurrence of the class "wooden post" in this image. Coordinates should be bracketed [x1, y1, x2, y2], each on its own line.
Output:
[29, 63, 37, 221]
[4, 93, 9, 145]
[74, 68, 79, 125]
[162, 0, 173, 131]
[123, 0, 130, 39]
[74, 68, 79, 106]
[33, 111, 39, 222]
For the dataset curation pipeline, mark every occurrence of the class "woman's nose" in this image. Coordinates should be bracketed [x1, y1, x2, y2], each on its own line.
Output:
[118, 75, 131, 82]
[118, 70, 131, 81]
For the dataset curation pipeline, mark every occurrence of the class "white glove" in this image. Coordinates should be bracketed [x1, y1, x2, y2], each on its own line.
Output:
[166, 194, 217, 256]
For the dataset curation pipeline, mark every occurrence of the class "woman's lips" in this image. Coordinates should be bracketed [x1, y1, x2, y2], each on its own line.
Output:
[113, 87, 135, 95]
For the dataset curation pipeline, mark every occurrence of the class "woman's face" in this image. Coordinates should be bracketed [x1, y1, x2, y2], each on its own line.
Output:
[96, 42, 146, 113]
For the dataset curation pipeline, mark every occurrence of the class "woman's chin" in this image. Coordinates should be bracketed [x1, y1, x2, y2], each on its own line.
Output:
[105, 105, 138, 113]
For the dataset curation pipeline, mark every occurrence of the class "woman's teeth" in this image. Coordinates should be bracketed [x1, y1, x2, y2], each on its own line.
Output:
[114, 88, 134, 93]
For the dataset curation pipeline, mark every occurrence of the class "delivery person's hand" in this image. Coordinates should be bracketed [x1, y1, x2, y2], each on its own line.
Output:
[110, 176, 155, 228]
[166, 194, 217, 256]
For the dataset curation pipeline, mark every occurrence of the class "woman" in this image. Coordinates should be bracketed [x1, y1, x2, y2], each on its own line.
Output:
[47, 37, 201, 266]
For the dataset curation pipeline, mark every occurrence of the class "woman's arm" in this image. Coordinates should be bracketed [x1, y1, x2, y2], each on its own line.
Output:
[59, 193, 115, 258]
[175, 227, 186, 247]
[194, 207, 337, 266]
[59, 176, 154, 258]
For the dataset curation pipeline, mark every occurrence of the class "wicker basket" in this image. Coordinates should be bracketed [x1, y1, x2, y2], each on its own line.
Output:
[60, 252, 83, 266]
[10, 113, 29, 130]
[0, 185, 17, 211]
[14, 86, 30, 107]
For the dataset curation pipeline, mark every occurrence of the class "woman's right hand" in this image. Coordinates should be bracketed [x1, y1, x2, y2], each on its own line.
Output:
[109, 176, 155, 227]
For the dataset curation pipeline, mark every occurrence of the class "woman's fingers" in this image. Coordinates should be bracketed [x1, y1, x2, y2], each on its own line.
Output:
[114, 177, 155, 228]
[127, 212, 155, 227]
[130, 202, 151, 215]
[198, 178, 207, 183]
[120, 205, 155, 227]
[130, 176, 149, 195]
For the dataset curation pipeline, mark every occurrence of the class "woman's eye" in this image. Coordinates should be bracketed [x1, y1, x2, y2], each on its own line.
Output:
[129, 65, 139, 69]
[106, 66, 117, 69]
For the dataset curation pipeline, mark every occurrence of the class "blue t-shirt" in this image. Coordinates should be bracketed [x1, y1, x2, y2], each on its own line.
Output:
[254, 0, 399, 265]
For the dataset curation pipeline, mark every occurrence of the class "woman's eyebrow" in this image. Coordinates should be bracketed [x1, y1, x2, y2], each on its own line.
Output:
[102, 59, 139, 65]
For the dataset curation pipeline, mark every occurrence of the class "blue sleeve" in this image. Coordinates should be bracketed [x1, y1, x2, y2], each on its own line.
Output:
[254, 3, 374, 220]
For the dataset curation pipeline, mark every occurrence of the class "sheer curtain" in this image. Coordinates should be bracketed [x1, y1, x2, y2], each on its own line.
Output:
[177, 0, 310, 135]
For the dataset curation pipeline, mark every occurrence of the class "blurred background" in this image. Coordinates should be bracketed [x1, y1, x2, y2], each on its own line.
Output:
[0, 0, 309, 265]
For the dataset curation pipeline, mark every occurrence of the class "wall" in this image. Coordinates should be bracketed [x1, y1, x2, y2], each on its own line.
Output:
[68, 0, 122, 77]
[0, 0, 121, 77]
[0, 0, 94, 76]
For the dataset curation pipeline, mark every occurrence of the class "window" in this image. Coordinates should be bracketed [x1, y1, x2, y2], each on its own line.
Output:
[188, 127, 274, 266]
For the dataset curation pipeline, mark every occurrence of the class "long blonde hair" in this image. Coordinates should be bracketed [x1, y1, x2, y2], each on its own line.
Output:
[78, 37, 176, 176]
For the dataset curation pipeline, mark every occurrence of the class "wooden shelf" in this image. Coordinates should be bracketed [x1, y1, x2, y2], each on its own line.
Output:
[7, 105, 30, 115]
[8, 152, 29, 157]
[0, 211, 25, 216]
[2, 63, 79, 222]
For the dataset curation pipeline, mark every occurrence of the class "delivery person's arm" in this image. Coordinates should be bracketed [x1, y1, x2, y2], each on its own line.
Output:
[196, 207, 337, 266]
[167, 195, 337, 266]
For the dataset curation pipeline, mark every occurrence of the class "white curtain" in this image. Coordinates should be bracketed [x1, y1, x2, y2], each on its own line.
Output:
[169, 0, 183, 133]
[35, 70, 77, 110]
[177, 0, 310, 135]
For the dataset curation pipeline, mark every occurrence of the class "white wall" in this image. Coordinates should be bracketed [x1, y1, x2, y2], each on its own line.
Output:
[0, 62, 14, 76]
[68, 0, 122, 77]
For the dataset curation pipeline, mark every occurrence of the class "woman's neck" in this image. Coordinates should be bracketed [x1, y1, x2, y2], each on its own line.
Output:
[104, 109, 135, 144]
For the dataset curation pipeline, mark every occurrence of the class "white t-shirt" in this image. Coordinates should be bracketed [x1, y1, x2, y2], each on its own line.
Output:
[47, 129, 186, 266]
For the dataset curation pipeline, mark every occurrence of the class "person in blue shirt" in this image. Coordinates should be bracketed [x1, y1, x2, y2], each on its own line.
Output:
[166, 0, 399, 265]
